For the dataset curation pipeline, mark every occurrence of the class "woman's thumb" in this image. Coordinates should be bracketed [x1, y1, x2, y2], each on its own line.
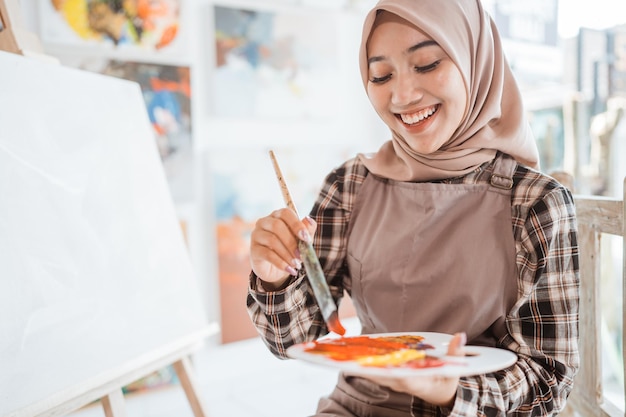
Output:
[447, 332, 466, 356]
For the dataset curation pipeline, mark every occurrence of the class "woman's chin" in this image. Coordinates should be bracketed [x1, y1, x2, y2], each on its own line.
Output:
[405, 142, 442, 155]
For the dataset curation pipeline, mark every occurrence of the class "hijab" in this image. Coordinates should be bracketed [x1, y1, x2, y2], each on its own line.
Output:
[358, 0, 540, 181]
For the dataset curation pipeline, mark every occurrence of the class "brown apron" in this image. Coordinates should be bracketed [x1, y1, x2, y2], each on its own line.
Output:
[314, 154, 519, 416]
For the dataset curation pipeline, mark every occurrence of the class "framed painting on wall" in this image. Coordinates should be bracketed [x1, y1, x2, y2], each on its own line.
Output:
[39, 0, 185, 56]
[210, 3, 341, 120]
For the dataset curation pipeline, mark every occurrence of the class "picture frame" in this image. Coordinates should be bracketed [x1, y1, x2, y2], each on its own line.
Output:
[38, 0, 188, 60]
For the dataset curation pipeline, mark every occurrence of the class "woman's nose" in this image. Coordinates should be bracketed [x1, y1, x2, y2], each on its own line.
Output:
[391, 73, 423, 106]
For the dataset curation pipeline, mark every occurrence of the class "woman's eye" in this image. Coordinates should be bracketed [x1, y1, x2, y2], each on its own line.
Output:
[370, 74, 392, 84]
[369, 60, 441, 83]
[414, 60, 441, 73]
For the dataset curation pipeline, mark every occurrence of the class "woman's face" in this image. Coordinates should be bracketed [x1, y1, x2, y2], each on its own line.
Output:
[366, 11, 467, 155]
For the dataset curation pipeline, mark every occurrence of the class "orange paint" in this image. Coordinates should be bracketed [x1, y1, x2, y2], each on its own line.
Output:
[305, 335, 423, 361]
[303, 334, 446, 368]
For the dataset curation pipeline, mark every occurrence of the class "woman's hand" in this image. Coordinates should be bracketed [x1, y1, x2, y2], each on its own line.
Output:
[359, 332, 466, 407]
[249, 208, 317, 290]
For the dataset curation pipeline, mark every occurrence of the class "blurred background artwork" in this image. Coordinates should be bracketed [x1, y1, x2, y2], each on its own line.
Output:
[102, 60, 191, 159]
[40, 0, 180, 50]
[212, 5, 340, 119]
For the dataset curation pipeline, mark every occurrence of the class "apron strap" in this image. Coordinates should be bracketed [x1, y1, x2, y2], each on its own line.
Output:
[489, 153, 517, 190]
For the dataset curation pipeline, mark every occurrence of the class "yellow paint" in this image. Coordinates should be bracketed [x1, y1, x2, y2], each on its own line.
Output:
[356, 349, 425, 367]
[57, 0, 99, 40]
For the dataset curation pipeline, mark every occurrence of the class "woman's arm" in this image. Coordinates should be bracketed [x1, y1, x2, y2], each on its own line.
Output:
[246, 157, 368, 358]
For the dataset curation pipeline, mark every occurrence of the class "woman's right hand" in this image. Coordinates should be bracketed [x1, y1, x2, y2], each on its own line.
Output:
[249, 208, 317, 291]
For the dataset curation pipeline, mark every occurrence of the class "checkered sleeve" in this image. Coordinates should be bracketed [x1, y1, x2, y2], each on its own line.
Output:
[246, 157, 367, 359]
[445, 179, 580, 416]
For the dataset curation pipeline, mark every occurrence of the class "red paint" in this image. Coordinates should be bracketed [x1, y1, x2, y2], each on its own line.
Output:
[405, 357, 446, 368]
[327, 312, 346, 336]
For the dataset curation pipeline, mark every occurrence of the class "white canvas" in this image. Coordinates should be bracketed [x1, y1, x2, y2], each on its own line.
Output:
[0, 50, 208, 416]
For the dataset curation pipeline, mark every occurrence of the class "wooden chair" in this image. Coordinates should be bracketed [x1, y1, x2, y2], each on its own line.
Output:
[564, 178, 626, 416]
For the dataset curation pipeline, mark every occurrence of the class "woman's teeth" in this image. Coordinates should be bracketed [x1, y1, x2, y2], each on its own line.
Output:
[400, 105, 437, 125]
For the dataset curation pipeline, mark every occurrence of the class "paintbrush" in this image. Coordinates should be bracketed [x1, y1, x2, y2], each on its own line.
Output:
[269, 150, 346, 336]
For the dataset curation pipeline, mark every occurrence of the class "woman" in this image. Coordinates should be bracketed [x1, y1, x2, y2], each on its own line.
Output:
[247, 0, 579, 415]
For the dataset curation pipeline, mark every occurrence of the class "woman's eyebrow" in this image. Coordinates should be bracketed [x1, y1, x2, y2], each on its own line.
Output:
[368, 40, 439, 65]
[406, 40, 438, 54]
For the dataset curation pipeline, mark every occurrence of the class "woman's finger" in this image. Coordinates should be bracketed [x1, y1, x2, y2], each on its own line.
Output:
[303, 216, 317, 240]
[250, 214, 302, 280]
[447, 332, 466, 356]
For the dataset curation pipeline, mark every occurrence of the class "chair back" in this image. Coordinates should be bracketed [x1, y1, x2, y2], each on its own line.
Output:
[565, 178, 626, 416]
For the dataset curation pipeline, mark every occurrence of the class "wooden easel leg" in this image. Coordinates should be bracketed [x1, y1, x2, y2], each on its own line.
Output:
[101, 389, 127, 417]
[173, 356, 208, 417]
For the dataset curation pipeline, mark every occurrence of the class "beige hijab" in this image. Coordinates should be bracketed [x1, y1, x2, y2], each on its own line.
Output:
[358, 0, 540, 181]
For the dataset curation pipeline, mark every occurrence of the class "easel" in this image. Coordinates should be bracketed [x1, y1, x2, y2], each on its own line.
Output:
[6, 325, 219, 417]
[0, 0, 49, 59]
[92, 326, 219, 417]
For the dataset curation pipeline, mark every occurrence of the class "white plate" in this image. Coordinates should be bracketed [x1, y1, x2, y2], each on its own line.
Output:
[286, 332, 518, 377]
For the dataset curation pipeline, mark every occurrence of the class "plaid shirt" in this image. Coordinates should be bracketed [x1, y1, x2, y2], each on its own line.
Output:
[247, 153, 579, 416]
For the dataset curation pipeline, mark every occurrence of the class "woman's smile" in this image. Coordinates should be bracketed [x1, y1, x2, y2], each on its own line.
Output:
[397, 104, 439, 126]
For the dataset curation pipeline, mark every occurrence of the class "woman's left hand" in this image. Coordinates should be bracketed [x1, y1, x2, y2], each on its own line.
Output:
[359, 332, 466, 407]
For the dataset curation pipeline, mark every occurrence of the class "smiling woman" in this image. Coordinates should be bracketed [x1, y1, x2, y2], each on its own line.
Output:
[246, 0, 580, 415]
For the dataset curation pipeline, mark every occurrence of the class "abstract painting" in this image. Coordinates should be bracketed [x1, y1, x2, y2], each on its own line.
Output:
[40, 0, 181, 51]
